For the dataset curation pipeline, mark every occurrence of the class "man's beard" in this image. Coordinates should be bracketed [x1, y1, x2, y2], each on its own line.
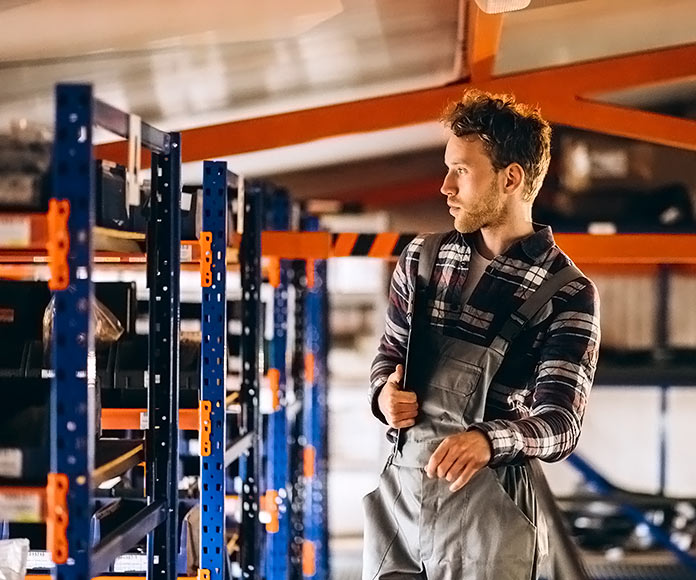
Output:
[453, 180, 505, 233]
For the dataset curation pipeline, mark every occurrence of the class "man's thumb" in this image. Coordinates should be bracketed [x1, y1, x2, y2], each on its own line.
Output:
[394, 364, 404, 381]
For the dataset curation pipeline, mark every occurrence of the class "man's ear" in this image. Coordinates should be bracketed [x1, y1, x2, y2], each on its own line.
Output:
[503, 163, 525, 194]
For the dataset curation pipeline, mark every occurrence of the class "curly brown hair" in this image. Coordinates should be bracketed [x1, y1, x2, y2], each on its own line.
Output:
[441, 90, 551, 202]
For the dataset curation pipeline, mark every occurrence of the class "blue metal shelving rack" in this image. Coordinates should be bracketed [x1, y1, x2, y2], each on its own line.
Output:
[199, 161, 229, 580]
[301, 216, 329, 580]
[239, 181, 264, 579]
[265, 189, 292, 580]
[48, 83, 181, 580]
[49, 82, 96, 580]
[289, 256, 307, 580]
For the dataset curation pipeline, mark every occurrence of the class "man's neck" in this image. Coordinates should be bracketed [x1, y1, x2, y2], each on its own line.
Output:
[476, 220, 536, 259]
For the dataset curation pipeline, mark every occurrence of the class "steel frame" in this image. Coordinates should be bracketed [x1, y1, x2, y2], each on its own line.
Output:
[96, 42, 696, 162]
[47, 83, 182, 580]
[146, 132, 182, 580]
[239, 182, 264, 579]
[300, 215, 329, 580]
[50, 82, 96, 580]
[199, 161, 229, 580]
[265, 189, 291, 580]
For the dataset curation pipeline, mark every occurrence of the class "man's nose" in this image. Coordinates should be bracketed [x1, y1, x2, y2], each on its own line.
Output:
[440, 174, 455, 196]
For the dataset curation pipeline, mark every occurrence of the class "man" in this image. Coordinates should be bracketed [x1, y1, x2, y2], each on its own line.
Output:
[363, 90, 601, 580]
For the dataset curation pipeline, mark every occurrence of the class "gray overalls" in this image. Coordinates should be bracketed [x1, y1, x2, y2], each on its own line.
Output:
[363, 232, 582, 580]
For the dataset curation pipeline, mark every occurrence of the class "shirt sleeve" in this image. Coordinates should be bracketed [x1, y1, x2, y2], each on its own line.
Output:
[368, 237, 423, 423]
[470, 278, 601, 466]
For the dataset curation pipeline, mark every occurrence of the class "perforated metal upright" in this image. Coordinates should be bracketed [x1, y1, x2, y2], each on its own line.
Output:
[199, 161, 229, 580]
[49, 82, 96, 580]
[301, 215, 328, 580]
[147, 131, 182, 580]
[289, 256, 307, 580]
[265, 189, 291, 580]
[240, 182, 264, 579]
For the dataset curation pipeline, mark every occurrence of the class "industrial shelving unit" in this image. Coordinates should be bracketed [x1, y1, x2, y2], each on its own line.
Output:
[0, 87, 324, 580]
[0, 83, 184, 580]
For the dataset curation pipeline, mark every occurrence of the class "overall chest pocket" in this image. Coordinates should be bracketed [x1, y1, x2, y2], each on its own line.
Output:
[420, 356, 483, 426]
[429, 356, 482, 396]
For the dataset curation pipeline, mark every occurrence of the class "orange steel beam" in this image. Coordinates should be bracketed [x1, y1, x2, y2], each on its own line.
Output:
[260, 232, 696, 263]
[546, 98, 696, 152]
[466, 0, 504, 82]
[555, 234, 696, 265]
[101, 408, 200, 431]
[95, 43, 696, 165]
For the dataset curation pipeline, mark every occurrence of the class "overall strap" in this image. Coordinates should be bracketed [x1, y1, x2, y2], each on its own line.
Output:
[497, 264, 584, 345]
[391, 232, 450, 459]
[411, 231, 451, 321]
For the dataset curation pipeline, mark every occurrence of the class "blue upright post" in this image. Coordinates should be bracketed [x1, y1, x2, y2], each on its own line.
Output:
[147, 132, 182, 580]
[265, 190, 291, 580]
[302, 215, 327, 579]
[49, 83, 95, 580]
[200, 161, 229, 580]
[289, 258, 307, 580]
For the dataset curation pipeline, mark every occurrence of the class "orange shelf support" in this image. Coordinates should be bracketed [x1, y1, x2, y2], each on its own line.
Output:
[265, 489, 280, 533]
[268, 368, 281, 411]
[46, 200, 70, 291]
[45, 473, 69, 564]
[199, 400, 212, 456]
[302, 540, 316, 577]
[305, 353, 315, 385]
[199, 231, 213, 287]
[306, 259, 315, 288]
[303, 445, 316, 479]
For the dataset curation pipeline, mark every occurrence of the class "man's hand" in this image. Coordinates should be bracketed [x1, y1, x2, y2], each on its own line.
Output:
[377, 364, 419, 429]
[425, 430, 492, 492]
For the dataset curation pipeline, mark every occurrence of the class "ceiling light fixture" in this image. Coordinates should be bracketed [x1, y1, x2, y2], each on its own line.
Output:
[473, 0, 531, 14]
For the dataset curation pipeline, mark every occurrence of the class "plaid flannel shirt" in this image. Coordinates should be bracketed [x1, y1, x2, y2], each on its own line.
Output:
[369, 225, 601, 466]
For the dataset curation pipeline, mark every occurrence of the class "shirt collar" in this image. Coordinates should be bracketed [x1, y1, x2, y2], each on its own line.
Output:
[518, 223, 555, 262]
[458, 223, 555, 263]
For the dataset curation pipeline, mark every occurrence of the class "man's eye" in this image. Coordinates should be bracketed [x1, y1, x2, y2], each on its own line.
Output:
[456, 167, 467, 175]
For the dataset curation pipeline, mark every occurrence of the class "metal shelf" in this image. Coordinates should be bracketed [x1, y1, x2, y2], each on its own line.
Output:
[0, 83, 184, 580]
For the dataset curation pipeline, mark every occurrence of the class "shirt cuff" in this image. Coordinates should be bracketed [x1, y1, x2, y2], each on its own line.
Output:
[468, 420, 524, 467]
[369, 377, 389, 425]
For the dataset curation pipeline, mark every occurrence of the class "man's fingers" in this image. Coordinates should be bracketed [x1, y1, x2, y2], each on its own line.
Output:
[390, 389, 417, 403]
[392, 418, 416, 428]
[388, 400, 418, 413]
[426, 439, 451, 478]
[449, 463, 478, 492]
[443, 457, 468, 482]
[389, 409, 418, 422]
[435, 451, 458, 480]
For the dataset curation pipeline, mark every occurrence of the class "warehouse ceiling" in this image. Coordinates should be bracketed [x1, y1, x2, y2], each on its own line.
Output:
[0, 0, 694, 200]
